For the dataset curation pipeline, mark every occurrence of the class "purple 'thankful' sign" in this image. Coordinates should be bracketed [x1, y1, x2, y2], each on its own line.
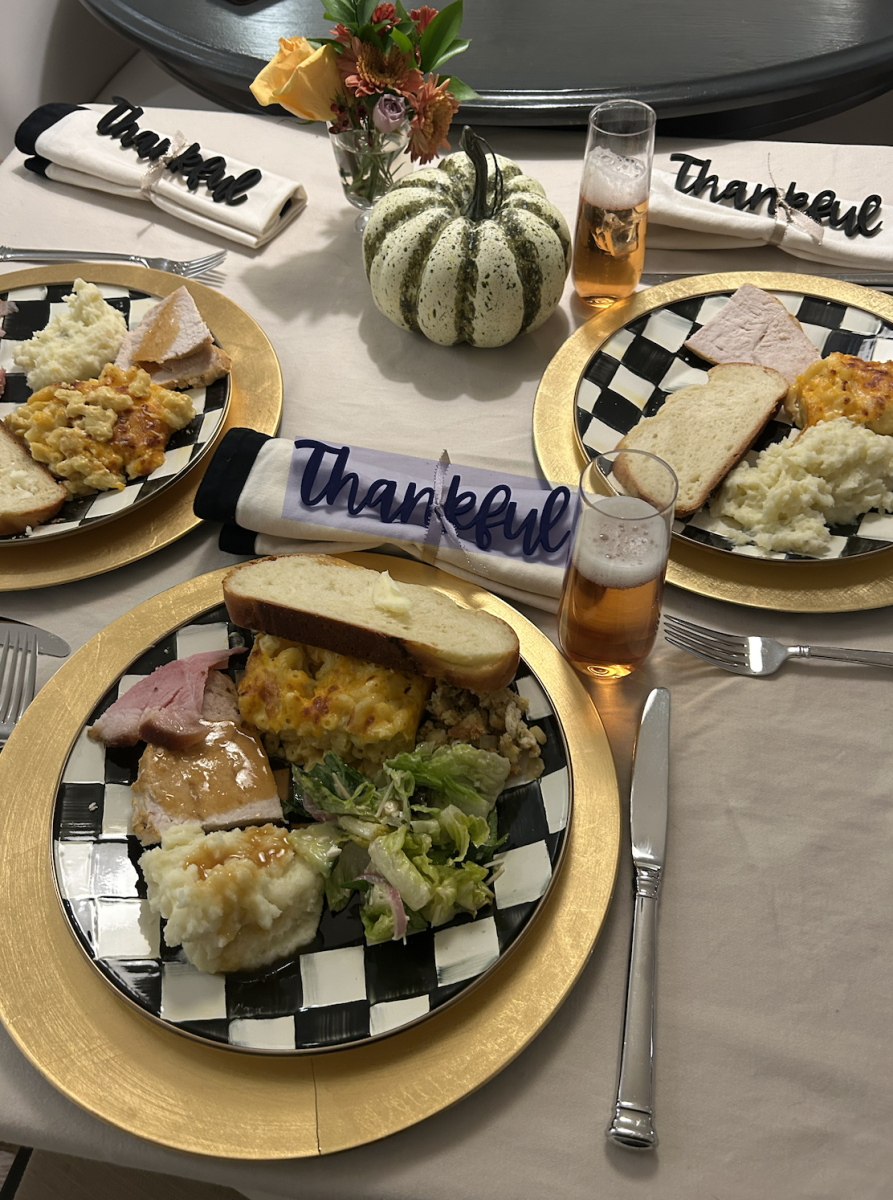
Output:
[282, 439, 574, 568]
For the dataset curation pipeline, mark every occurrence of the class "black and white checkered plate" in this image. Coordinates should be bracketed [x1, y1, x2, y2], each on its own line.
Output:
[576, 287, 893, 561]
[0, 280, 229, 542]
[51, 606, 571, 1054]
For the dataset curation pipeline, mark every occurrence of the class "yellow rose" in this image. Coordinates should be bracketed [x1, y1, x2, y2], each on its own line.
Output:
[250, 37, 342, 123]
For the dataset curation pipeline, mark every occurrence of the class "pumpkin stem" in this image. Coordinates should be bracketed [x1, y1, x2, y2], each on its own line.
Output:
[460, 125, 503, 221]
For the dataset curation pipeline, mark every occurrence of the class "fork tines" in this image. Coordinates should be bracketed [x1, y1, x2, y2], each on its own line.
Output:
[0, 627, 38, 737]
[662, 616, 746, 665]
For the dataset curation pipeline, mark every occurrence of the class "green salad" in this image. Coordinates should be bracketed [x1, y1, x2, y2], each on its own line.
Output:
[284, 743, 511, 944]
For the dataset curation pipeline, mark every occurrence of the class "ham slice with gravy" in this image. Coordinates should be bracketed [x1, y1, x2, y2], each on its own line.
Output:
[89, 648, 245, 750]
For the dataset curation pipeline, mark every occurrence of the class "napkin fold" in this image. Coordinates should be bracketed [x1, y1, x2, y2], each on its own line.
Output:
[193, 430, 571, 613]
[648, 153, 892, 268]
[15, 100, 307, 248]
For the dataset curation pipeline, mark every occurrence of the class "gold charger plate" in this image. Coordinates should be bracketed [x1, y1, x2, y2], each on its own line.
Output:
[0, 264, 282, 591]
[535, 271, 893, 612]
[0, 555, 620, 1158]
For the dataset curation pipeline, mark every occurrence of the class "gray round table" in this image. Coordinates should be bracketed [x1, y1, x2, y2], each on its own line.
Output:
[81, 0, 893, 135]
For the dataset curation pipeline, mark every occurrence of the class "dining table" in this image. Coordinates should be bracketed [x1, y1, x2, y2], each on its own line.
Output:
[79, 0, 893, 136]
[0, 104, 891, 1200]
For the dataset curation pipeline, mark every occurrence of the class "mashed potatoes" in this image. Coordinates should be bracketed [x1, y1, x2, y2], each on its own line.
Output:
[711, 417, 893, 555]
[13, 279, 127, 391]
[140, 823, 339, 974]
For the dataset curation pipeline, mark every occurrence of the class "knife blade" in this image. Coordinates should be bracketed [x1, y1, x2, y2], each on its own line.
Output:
[606, 686, 670, 1151]
[0, 620, 69, 657]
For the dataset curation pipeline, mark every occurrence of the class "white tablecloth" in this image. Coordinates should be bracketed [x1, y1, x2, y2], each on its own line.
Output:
[1, 108, 891, 1200]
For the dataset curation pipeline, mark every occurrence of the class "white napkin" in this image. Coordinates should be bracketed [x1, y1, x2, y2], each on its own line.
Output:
[15, 102, 306, 248]
[647, 154, 892, 268]
[194, 431, 571, 613]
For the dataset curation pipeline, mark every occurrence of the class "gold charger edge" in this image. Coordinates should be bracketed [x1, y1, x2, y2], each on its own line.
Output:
[0, 264, 282, 591]
[0, 555, 620, 1159]
[535, 271, 893, 612]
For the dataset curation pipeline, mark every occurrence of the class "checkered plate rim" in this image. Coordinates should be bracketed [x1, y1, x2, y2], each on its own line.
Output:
[575, 286, 893, 563]
[0, 279, 231, 544]
[50, 605, 572, 1055]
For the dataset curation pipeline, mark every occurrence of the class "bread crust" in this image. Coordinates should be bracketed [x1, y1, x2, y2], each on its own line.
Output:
[0, 425, 67, 534]
[615, 363, 787, 518]
[223, 555, 520, 692]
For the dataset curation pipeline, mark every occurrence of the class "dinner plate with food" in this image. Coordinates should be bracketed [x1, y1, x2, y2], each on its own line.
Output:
[572, 281, 893, 562]
[0, 275, 230, 541]
[51, 554, 573, 1054]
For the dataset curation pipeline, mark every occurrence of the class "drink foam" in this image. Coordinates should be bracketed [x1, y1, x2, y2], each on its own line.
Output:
[574, 495, 667, 589]
[581, 147, 649, 209]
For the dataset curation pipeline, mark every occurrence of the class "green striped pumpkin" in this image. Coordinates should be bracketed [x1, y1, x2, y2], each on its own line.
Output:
[362, 129, 571, 348]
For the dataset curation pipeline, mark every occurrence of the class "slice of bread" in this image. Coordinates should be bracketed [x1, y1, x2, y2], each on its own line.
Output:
[223, 554, 521, 692]
[684, 284, 820, 384]
[615, 363, 787, 517]
[0, 424, 67, 534]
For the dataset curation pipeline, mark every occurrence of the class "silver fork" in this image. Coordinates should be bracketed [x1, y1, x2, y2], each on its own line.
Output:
[663, 615, 893, 677]
[0, 247, 226, 282]
[0, 626, 39, 748]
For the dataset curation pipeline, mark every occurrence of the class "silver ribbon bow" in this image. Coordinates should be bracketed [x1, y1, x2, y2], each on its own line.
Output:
[421, 450, 491, 576]
[766, 155, 825, 247]
[139, 131, 189, 197]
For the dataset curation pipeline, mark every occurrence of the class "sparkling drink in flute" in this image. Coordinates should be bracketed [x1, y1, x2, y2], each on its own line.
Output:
[558, 452, 677, 679]
[572, 100, 655, 308]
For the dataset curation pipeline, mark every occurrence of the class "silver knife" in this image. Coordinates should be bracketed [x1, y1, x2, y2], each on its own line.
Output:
[640, 270, 893, 288]
[606, 686, 670, 1151]
[0, 620, 69, 657]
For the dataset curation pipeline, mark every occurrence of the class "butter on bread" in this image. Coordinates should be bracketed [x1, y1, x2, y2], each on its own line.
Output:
[223, 554, 521, 692]
[116, 286, 231, 389]
[684, 284, 820, 384]
[616, 363, 788, 517]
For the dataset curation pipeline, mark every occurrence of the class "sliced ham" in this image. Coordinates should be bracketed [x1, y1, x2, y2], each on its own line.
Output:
[0, 299, 17, 338]
[89, 648, 245, 751]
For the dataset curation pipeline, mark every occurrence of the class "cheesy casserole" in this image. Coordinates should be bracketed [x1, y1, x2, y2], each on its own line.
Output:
[785, 352, 893, 435]
[4, 363, 194, 496]
[238, 635, 431, 773]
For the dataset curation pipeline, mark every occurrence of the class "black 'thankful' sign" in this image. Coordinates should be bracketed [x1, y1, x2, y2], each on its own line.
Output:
[670, 153, 883, 239]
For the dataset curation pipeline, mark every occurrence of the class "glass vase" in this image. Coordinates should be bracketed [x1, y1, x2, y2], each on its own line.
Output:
[328, 123, 412, 231]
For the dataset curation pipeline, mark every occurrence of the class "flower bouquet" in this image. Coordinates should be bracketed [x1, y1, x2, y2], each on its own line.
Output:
[251, 0, 477, 221]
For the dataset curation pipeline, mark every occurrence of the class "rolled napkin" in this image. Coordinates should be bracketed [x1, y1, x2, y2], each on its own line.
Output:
[193, 430, 575, 612]
[647, 152, 890, 268]
[14, 98, 307, 248]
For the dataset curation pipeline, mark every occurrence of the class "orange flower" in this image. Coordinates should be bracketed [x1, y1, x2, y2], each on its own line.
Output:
[346, 43, 423, 99]
[410, 6, 438, 33]
[408, 76, 459, 163]
[250, 36, 342, 122]
[371, 3, 396, 24]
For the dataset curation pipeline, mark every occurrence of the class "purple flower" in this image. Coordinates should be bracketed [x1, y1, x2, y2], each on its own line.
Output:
[372, 93, 406, 133]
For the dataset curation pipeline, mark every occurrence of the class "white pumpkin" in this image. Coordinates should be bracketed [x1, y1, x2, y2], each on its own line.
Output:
[363, 129, 571, 348]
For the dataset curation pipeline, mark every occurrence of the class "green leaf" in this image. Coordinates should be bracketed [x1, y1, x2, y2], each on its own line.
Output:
[427, 37, 471, 72]
[418, 0, 464, 73]
[389, 26, 414, 54]
[395, 0, 412, 20]
[442, 75, 481, 103]
[356, 0, 380, 27]
[323, 0, 359, 27]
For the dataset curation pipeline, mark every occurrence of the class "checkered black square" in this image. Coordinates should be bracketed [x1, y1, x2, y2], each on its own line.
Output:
[52, 606, 572, 1054]
[0, 281, 229, 543]
[576, 288, 893, 561]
